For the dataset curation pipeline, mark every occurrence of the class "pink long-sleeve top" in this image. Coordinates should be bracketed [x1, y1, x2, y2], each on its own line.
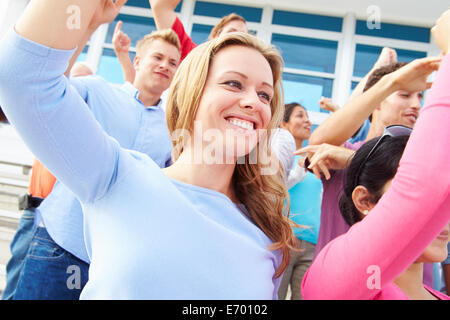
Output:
[301, 54, 450, 300]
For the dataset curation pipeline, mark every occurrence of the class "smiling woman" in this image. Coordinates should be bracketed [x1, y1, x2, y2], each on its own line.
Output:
[165, 32, 298, 279]
[0, 1, 296, 299]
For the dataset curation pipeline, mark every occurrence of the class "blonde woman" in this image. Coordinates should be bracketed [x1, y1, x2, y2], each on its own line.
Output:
[0, 0, 296, 299]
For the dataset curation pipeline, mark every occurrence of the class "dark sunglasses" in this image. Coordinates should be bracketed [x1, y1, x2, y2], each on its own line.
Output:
[354, 125, 412, 185]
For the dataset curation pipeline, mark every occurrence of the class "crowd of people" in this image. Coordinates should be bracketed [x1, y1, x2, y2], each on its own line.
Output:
[0, 0, 449, 300]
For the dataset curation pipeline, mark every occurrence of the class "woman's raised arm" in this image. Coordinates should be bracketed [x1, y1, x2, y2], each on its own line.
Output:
[0, 1, 127, 203]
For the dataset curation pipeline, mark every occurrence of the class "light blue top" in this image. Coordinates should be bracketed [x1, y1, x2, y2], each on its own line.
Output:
[0, 31, 282, 299]
[348, 118, 370, 144]
[288, 156, 322, 244]
[36, 72, 172, 263]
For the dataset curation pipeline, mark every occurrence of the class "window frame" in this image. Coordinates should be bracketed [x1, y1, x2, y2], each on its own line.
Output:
[82, 0, 437, 125]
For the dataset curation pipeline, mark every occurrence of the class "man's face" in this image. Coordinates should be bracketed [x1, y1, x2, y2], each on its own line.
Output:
[377, 90, 422, 128]
[218, 20, 248, 37]
[134, 39, 180, 93]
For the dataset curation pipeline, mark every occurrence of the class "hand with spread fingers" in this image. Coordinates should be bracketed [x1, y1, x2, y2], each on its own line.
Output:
[295, 144, 355, 180]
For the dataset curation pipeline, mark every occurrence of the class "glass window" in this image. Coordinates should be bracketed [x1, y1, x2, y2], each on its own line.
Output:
[194, 1, 262, 22]
[353, 44, 427, 78]
[106, 14, 156, 47]
[272, 34, 338, 73]
[272, 10, 342, 32]
[356, 20, 430, 43]
[125, 0, 150, 9]
[283, 73, 333, 113]
[76, 46, 89, 62]
[190, 24, 213, 44]
[97, 48, 133, 84]
[126, 0, 182, 11]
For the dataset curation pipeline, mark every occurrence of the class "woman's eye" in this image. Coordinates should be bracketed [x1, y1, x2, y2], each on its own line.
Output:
[223, 80, 242, 89]
[258, 91, 271, 102]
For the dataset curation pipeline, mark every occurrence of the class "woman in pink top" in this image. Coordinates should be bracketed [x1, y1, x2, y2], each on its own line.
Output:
[301, 10, 450, 300]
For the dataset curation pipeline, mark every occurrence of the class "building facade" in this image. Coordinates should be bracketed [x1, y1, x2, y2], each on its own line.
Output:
[0, 0, 444, 125]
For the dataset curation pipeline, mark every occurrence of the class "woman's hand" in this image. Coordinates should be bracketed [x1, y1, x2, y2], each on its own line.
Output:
[295, 144, 355, 180]
[432, 9, 450, 55]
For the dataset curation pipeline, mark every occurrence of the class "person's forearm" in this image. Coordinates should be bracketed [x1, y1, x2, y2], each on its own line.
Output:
[16, 0, 101, 50]
[116, 52, 136, 83]
[286, 164, 306, 189]
[0, 30, 118, 203]
[309, 74, 397, 146]
[65, 26, 98, 77]
[150, 0, 179, 30]
[347, 69, 373, 102]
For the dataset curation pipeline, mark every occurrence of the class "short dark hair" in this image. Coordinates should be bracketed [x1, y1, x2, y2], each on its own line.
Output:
[363, 62, 408, 122]
[363, 62, 408, 93]
[338, 134, 409, 226]
[283, 102, 306, 123]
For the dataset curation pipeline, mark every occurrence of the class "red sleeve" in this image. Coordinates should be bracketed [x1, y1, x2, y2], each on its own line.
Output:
[171, 17, 197, 62]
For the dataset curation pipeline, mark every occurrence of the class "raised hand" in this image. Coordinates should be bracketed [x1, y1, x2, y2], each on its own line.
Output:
[319, 97, 340, 113]
[432, 9, 450, 55]
[374, 47, 397, 69]
[113, 21, 131, 55]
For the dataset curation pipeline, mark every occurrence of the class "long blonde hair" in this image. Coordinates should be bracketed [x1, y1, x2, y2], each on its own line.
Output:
[166, 33, 298, 278]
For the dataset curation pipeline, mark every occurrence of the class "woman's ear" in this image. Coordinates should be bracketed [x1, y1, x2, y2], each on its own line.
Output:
[351, 185, 376, 218]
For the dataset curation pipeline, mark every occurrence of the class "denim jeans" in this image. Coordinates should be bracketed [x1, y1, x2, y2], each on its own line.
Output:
[2, 209, 37, 300]
[12, 227, 89, 300]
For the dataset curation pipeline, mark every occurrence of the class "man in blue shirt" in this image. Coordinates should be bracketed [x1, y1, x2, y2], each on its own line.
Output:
[2, 2, 181, 300]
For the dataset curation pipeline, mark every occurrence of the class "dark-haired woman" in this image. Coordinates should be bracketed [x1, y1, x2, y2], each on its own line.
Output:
[276, 103, 323, 300]
[299, 10, 450, 300]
